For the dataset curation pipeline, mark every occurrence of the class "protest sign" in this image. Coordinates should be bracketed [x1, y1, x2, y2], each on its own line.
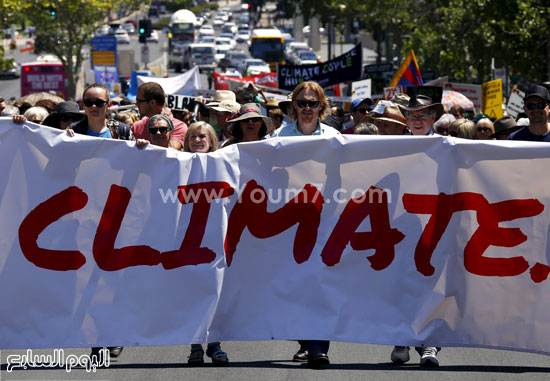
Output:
[506, 86, 525, 119]
[443, 83, 482, 111]
[278, 43, 362, 90]
[351, 79, 372, 100]
[482, 79, 504, 120]
[1, 119, 549, 355]
[214, 71, 277, 90]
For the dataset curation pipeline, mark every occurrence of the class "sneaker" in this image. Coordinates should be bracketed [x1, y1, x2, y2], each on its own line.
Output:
[206, 343, 229, 366]
[420, 347, 439, 367]
[391, 346, 410, 364]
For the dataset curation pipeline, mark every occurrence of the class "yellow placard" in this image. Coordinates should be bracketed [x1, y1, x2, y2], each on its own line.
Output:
[482, 79, 503, 120]
[91, 51, 116, 67]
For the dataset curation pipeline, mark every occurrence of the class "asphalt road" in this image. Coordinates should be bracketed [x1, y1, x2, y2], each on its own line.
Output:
[1, 341, 549, 380]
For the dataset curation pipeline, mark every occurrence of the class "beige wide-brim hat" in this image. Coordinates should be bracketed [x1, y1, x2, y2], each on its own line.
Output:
[206, 90, 236, 108]
[370, 100, 407, 126]
[226, 103, 275, 137]
[210, 100, 241, 114]
[278, 93, 292, 115]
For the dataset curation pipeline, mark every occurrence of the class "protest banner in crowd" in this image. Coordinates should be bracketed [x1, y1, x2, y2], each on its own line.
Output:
[0, 119, 549, 354]
[277, 44, 362, 91]
[213, 71, 277, 90]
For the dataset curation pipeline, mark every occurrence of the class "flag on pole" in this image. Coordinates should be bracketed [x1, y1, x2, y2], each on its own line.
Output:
[388, 50, 423, 88]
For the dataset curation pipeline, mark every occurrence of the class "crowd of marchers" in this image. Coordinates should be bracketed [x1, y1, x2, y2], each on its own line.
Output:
[2, 79, 550, 369]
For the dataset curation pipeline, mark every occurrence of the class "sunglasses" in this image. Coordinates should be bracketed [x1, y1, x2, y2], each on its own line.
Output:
[83, 98, 108, 108]
[243, 117, 262, 123]
[436, 127, 448, 134]
[525, 102, 547, 110]
[355, 108, 369, 114]
[136, 98, 151, 104]
[149, 127, 170, 134]
[477, 127, 491, 133]
[449, 131, 458, 137]
[30, 119, 43, 124]
[295, 100, 320, 109]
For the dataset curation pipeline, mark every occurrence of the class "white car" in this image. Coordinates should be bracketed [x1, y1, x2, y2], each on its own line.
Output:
[236, 30, 250, 43]
[240, 58, 270, 76]
[146, 29, 159, 43]
[114, 29, 130, 44]
[122, 22, 135, 34]
[215, 36, 235, 51]
[96, 24, 110, 36]
[294, 49, 319, 65]
[198, 24, 215, 37]
[199, 35, 216, 44]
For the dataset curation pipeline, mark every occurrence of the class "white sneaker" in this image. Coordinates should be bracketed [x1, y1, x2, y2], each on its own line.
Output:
[420, 346, 439, 367]
[390, 346, 410, 364]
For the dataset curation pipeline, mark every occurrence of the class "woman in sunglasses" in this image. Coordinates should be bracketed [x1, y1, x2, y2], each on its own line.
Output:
[69, 83, 133, 140]
[42, 101, 85, 130]
[270, 81, 338, 369]
[222, 103, 274, 147]
[271, 81, 339, 138]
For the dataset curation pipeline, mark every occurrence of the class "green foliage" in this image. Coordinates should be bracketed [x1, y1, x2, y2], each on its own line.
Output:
[292, 0, 550, 84]
[153, 17, 170, 30]
[15, 0, 139, 98]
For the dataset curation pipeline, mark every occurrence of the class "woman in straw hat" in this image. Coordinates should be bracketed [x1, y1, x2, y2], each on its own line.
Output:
[222, 103, 274, 147]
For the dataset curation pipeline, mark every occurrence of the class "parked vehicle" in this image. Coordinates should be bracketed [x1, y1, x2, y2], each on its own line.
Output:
[0, 59, 20, 79]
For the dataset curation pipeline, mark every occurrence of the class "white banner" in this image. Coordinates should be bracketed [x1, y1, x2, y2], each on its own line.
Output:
[137, 66, 201, 95]
[1, 118, 549, 355]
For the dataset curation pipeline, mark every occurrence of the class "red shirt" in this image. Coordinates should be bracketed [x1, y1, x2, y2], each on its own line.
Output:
[132, 115, 188, 147]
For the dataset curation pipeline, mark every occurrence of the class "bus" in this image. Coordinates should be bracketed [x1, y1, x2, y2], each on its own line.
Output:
[249, 29, 285, 72]
[20, 55, 68, 98]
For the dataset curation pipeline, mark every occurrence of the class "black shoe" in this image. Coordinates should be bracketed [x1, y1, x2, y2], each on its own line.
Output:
[108, 346, 123, 358]
[293, 349, 308, 362]
[307, 352, 330, 369]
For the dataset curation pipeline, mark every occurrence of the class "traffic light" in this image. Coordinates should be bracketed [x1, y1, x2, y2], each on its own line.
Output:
[138, 19, 152, 43]
[48, 6, 56, 16]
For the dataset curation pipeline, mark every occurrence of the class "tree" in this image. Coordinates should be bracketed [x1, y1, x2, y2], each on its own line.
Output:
[22, 0, 142, 99]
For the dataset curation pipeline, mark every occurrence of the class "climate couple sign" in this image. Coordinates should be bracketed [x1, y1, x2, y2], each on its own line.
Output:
[0, 118, 549, 355]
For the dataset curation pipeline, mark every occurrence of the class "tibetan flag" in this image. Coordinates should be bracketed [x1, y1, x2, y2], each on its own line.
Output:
[388, 50, 423, 88]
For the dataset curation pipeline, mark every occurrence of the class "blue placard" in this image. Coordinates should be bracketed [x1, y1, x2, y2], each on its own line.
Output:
[90, 35, 117, 52]
[90, 35, 118, 78]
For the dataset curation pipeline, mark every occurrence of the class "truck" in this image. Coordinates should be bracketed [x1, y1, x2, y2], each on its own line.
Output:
[168, 9, 197, 70]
